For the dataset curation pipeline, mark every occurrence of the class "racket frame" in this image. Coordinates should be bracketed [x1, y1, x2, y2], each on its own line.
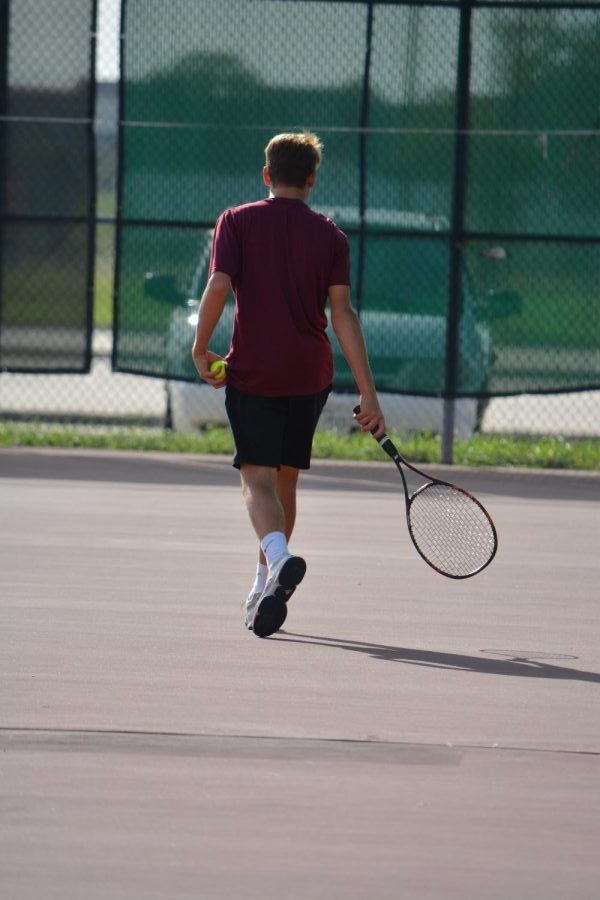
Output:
[361, 419, 498, 579]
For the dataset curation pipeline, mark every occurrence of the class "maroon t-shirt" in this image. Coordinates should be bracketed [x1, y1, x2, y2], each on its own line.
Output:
[209, 196, 350, 396]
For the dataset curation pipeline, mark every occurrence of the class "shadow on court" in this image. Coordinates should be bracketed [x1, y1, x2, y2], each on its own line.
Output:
[275, 632, 600, 684]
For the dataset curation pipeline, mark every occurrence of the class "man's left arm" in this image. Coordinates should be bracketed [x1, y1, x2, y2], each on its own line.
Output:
[329, 285, 385, 438]
[191, 271, 231, 387]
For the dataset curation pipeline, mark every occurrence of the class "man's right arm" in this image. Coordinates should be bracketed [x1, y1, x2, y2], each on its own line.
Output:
[191, 271, 231, 386]
[329, 284, 386, 438]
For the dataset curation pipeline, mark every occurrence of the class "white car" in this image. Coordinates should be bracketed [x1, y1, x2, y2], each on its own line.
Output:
[143, 213, 519, 436]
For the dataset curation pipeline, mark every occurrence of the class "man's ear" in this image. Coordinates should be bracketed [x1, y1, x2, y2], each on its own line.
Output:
[306, 171, 317, 188]
[263, 166, 272, 187]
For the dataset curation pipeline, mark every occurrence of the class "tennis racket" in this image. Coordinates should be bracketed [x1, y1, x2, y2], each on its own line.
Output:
[354, 406, 497, 579]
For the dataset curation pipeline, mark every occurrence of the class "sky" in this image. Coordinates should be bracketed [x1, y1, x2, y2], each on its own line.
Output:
[97, 0, 120, 82]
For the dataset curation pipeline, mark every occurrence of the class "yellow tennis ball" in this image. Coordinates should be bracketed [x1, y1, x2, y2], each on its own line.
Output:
[209, 359, 227, 380]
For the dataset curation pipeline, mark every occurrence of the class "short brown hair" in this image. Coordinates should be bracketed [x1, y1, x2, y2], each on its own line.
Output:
[264, 132, 323, 188]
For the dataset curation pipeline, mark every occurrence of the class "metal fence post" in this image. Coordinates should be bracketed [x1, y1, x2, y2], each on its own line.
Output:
[0, 0, 10, 357]
[442, 0, 473, 464]
[355, 0, 375, 317]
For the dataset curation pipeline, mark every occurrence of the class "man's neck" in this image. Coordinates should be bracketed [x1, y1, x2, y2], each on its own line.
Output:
[269, 186, 310, 202]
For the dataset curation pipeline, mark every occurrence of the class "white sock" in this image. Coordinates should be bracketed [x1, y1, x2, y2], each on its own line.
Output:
[248, 563, 268, 600]
[260, 531, 289, 569]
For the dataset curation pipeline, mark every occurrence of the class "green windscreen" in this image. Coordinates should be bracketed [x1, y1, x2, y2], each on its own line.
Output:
[114, 0, 600, 397]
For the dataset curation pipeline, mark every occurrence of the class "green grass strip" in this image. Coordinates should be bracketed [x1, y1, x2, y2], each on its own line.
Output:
[0, 421, 598, 470]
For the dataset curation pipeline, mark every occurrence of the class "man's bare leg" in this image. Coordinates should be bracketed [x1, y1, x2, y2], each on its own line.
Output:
[240, 464, 305, 636]
[258, 465, 299, 565]
[240, 464, 285, 542]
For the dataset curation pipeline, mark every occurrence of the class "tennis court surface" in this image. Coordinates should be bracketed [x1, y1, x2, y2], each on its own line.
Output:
[1, 448, 599, 899]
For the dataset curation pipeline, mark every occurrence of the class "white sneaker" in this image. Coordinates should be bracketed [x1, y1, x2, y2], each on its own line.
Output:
[245, 592, 261, 631]
[251, 554, 306, 638]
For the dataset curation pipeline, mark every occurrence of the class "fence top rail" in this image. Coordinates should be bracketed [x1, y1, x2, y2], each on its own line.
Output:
[121, 122, 600, 138]
[240, 1, 600, 8]
[3, 115, 599, 141]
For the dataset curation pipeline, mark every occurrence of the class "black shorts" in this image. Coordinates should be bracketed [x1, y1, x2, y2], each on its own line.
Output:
[225, 384, 331, 470]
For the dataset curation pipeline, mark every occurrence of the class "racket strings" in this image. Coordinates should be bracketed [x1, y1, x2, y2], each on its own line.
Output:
[408, 483, 496, 578]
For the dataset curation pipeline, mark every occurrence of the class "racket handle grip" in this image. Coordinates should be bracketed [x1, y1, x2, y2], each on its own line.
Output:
[353, 405, 397, 458]
[353, 404, 380, 437]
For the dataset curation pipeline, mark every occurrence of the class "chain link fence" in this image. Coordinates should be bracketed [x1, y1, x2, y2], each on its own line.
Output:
[1, 0, 599, 451]
[0, 0, 95, 373]
[1, 0, 169, 427]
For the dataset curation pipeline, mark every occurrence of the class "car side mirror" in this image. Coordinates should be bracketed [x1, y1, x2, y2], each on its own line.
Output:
[143, 273, 187, 305]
